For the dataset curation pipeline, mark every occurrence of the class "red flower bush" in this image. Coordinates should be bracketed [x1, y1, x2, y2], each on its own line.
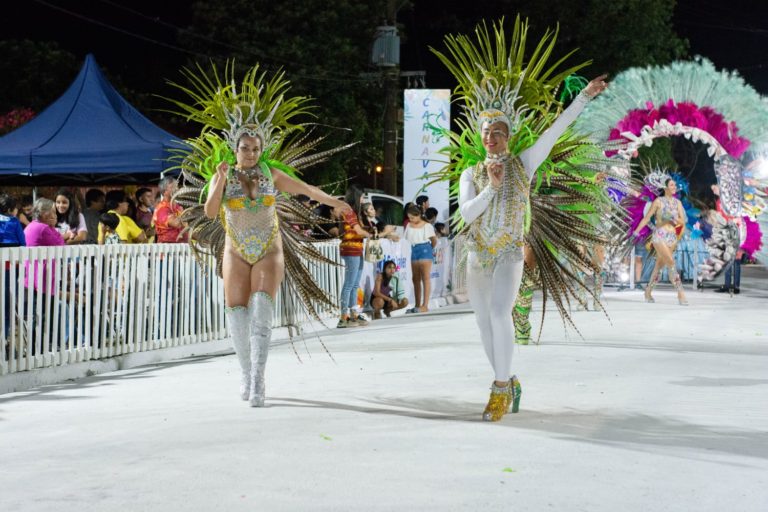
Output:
[0, 108, 36, 135]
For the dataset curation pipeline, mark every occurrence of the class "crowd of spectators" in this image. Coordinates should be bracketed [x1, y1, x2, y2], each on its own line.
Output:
[1, 181, 196, 355]
[0, 179, 190, 249]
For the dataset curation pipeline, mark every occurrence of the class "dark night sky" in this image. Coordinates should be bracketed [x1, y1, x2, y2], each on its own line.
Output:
[4, 0, 768, 96]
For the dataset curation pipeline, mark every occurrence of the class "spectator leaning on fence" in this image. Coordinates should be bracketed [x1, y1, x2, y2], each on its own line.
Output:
[24, 198, 65, 248]
[83, 189, 105, 244]
[24, 198, 66, 296]
[153, 176, 188, 243]
[24, 199, 78, 349]
[98, 190, 146, 244]
[336, 200, 373, 328]
[54, 189, 87, 245]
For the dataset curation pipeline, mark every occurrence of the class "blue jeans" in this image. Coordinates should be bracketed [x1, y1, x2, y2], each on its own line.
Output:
[724, 257, 741, 288]
[340, 255, 364, 312]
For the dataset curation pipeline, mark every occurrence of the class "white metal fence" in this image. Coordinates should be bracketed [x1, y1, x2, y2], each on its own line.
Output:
[0, 241, 343, 376]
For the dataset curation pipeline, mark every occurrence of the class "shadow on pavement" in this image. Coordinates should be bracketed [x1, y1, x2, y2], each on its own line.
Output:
[271, 395, 768, 462]
[0, 354, 221, 406]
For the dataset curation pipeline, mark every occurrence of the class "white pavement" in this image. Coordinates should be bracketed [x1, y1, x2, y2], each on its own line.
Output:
[3, 272, 768, 512]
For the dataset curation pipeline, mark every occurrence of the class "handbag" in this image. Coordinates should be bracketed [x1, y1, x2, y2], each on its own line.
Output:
[364, 229, 384, 263]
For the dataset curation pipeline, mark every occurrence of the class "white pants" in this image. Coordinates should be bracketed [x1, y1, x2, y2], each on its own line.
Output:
[466, 252, 525, 382]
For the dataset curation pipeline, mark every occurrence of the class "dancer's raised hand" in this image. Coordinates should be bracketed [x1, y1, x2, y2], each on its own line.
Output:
[215, 161, 229, 183]
[584, 74, 609, 98]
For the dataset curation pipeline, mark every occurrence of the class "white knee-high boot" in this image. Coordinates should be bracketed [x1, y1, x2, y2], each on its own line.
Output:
[248, 292, 274, 407]
[225, 306, 251, 400]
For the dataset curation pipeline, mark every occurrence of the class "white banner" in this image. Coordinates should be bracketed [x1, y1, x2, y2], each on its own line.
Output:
[357, 238, 453, 310]
[403, 89, 451, 222]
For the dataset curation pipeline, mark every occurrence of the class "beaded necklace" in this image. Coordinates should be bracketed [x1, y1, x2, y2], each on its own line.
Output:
[227, 166, 276, 211]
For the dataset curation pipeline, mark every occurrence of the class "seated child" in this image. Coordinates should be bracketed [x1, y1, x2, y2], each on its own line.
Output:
[371, 260, 408, 319]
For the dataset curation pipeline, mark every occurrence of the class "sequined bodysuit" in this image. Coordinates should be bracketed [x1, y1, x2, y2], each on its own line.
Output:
[466, 156, 529, 268]
[221, 168, 279, 264]
[651, 196, 681, 247]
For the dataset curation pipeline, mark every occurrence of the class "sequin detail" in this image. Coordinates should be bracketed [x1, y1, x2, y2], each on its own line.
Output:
[221, 170, 279, 264]
[656, 196, 680, 223]
[651, 227, 677, 247]
[482, 382, 512, 422]
[468, 156, 529, 268]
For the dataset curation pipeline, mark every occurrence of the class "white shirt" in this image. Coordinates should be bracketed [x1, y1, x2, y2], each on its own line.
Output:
[404, 222, 435, 244]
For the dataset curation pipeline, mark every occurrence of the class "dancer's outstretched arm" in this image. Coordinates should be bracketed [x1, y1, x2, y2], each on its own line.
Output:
[272, 169, 348, 210]
[519, 75, 608, 179]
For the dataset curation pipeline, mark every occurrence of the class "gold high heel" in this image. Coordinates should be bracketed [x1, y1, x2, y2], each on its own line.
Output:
[482, 382, 511, 422]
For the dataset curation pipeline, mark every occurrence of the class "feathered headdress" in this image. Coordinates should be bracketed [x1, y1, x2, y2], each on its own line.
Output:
[162, 62, 312, 157]
[428, 16, 632, 339]
[162, 61, 355, 329]
[643, 169, 671, 191]
[431, 16, 590, 142]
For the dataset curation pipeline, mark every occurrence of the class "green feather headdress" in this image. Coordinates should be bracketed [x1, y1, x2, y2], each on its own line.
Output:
[431, 16, 590, 137]
[428, 16, 632, 337]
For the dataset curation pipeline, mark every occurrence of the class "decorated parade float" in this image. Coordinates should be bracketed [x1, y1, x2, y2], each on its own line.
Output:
[574, 58, 768, 287]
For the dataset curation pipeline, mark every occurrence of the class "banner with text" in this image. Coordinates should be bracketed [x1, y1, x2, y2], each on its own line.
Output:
[403, 89, 451, 222]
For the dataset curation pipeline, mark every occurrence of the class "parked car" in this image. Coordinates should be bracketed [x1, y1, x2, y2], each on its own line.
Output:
[367, 192, 404, 227]
[336, 191, 404, 227]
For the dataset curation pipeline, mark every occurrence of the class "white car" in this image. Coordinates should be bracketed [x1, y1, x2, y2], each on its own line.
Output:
[336, 192, 405, 227]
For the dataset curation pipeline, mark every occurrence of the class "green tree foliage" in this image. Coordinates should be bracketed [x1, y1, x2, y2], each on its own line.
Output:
[423, 0, 687, 78]
[553, 0, 688, 75]
[0, 40, 80, 113]
[179, 0, 391, 191]
[0, 39, 179, 135]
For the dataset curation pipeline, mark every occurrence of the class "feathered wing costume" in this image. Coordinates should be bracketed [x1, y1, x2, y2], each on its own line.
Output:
[573, 58, 768, 282]
[164, 63, 351, 328]
[428, 17, 629, 335]
[424, 17, 629, 422]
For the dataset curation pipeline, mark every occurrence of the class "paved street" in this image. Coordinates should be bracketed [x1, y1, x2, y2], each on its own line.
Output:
[2, 271, 767, 511]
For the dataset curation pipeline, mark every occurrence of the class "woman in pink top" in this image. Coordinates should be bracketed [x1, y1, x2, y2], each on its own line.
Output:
[24, 198, 65, 294]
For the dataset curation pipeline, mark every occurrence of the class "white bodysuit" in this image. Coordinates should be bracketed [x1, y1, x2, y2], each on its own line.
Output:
[459, 92, 590, 381]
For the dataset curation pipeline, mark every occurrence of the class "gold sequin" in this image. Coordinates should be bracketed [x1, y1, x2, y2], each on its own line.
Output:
[482, 385, 511, 422]
[221, 170, 279, 264]
[468, 156, 529, 268]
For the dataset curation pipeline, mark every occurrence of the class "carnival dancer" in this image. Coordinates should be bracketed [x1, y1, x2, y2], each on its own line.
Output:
[632, 173, 688, 305]
[431, 17, 624, 422]
[167, 64, 352, 407]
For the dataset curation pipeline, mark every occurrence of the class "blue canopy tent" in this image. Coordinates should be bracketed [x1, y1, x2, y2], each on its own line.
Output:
[0, 54, 184, 182]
